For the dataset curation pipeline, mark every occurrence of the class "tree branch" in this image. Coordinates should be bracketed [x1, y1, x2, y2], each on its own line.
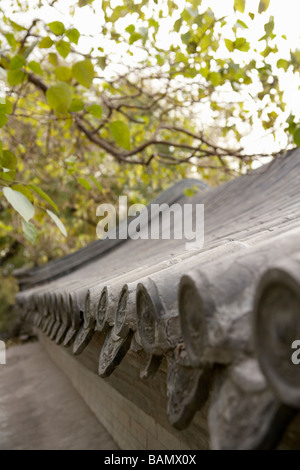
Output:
[3, 63, 282, 167]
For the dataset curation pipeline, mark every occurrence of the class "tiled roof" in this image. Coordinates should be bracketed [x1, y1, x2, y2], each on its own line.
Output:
[15, 149, 300, 449]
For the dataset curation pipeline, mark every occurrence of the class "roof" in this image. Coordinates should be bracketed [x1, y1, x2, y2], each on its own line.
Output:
[15, 149, 300, 449]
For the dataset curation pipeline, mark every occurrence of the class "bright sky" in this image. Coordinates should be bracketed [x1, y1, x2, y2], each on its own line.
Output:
[2, 0, 300, 161]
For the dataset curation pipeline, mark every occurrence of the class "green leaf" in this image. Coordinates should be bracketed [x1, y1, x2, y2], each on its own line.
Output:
[72, 60, 94, 88]
[69, 99, 84, 112]
[46, 209, 67, 237]
[77, 177, 92, 190]
[21, 220, 37, 244]
[258, 0, 270, 13]
[87, 104, 103, 119]
[6, 99, 13, 114]
[30, 184, 59, 212]
[0, 150, 16, 180]
[10, 55, 26, 70]
[129, 32, 142, 45]
[3, 187, 35, 222]
[79, 0, 94, 5]
[234, 37, 250, 52]
[249, 12, 255, 19]
[287, 118, 296, 131]
[181, 31, 191, 45]
[9, 20, 26, 32]
[39, 36, 54, 49]
[0, 169, 16, 182]
[66, 28, 80, 44]
[125, 24, 135, 34]
[28, 61, 43, 76]
[264, 16, 274, 36]
[7, 69, 26, 86]
[48, 21, 65, 36]
[277, 58, 289, 71]
[109, 120, 131, 150]
[293, 128, 300, 147]
[48, 52, 58, 65]
[5, 33, 16, 48]
[174, 18, 182, 32]
[156, 55, 164, 66]
[90, 175, 103, 192]
[234, 0, 246, 13]
[97, 56, 107, 70]
[237, 19, 248, 29]
[11, 184, 34, 202]
[55, 66, 72, 81]
[46, 82, 73, 114]
[0, 115, 8, 128]
[56, 40, 71, 59]
[0, 98, 13, 115]
[0, 150, 17, 170]
[209, 72, 221, 86]
[225, 39, 234, 52]
[149, 18, 159, 28]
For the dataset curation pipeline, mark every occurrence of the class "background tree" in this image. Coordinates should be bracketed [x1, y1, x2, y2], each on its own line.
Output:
[0, 0, 299, 336]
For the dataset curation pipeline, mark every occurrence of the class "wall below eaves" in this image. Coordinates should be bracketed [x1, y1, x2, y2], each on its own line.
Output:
[39, 331, 300, 450]
[39, 331, 210, 450]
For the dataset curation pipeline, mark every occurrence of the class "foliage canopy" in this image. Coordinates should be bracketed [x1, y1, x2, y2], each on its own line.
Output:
[0, 0, 299, 272]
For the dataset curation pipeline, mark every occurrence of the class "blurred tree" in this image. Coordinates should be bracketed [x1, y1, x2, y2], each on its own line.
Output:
[0, 0, 299, 330]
